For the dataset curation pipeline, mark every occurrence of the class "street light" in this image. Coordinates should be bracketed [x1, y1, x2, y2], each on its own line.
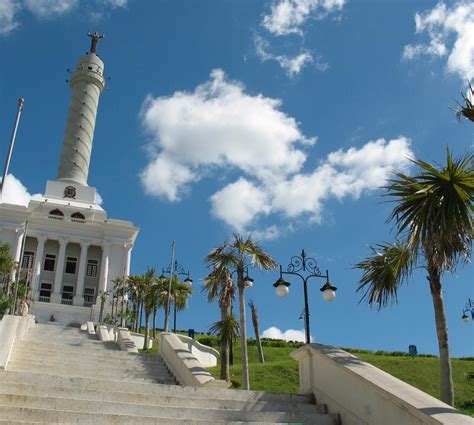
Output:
[161, 259, 192, 333]
[273, 249, 337, 344]
[462, 298, 474, 323]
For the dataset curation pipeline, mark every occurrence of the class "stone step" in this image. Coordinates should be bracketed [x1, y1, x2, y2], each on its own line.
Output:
[20, 336, 104, 345]
[0, 382, 324, 413]
[7, 361, 173, 380]
[0, 406, 241, 424]
[5, 365, 176, 384]
[13, 342, 133, 358]
[9, 356, 170, 372]
[20, 339, 102, 347]
[12, 347, 160, 363]
[0, 371, 313, 403]
[0, 371, 312, 404]
[0, 394, 338, 424]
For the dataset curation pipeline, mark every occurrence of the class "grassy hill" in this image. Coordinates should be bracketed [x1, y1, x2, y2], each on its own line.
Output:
[195, 335, 474, 417]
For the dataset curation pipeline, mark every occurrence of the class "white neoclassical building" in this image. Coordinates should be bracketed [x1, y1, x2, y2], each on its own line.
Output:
[0, 34, 139, 324]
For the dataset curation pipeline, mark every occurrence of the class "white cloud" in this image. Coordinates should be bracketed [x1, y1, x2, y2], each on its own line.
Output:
[262, 326, 312, 342]
[403, 1, 474, 79]
[271, 137, 413, 220]
[210, 178, 271, 231]
[23, 0, 78, 18]
[0, 0, 127, 35]
[257, 0, 343, 78]
[255, 34, 323, 77]
[95, 191, 103, 205]
[100, 0, 127, 7]
[0, 0, 20, 35]
[140, 69, 313, 201]
[262, 0, 345, 36]
[0, 174, 31, 206]
[141, 153, 197, 202]
[141, 71, 413, 238]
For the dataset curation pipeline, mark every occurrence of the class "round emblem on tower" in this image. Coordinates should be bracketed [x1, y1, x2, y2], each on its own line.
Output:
[64, 186, 77, 199]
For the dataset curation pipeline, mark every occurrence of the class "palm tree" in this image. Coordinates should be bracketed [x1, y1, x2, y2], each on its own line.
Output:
[249, 300, 265, 363]
[454, 82, 474, 122]
[202, 267, 235, 381]
[127, 274, 146, 332]
[111, 277, 126, 325]
[98, 290, 108, 323]
[153, 276, 168, 340]
[209, 313, 239, 380]
[161, 275, 192, 333]
[355, 150, 473, 406]
[206, 234, 277, 390]
[142, 267, 158, 350]
[0, 243, 15, 296]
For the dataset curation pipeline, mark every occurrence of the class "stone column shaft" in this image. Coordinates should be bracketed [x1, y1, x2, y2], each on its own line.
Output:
[10, 228, 24, 284]
[31, 236, 46, 299]
[73, 242, 90, 306]
[123, 244, 132, 277]
[99, 243, 110, 294]
[51, 239, 68, 303]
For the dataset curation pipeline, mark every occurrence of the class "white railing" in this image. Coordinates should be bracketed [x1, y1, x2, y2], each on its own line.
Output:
[71, 217, 86, 224]
[34, 213, 101, 227]
[61, 299, 73, 305]
[38, 296, 50, 303]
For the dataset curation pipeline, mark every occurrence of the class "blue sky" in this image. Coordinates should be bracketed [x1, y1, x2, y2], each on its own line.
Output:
[0, 0, 472, 356]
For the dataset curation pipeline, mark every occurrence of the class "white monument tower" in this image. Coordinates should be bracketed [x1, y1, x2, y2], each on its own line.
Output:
[58, 33, 106, 186]
[0, 34, 139, 324]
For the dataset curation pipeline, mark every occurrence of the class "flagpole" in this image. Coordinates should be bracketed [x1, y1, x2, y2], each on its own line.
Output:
[0, 98, 25, 198]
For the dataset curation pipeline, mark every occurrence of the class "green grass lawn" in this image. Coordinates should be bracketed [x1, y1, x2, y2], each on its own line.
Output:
[136, 330, 473, 417]
[207, 341, 474, 417]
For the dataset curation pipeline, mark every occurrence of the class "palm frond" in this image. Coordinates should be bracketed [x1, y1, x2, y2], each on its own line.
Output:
[355, 240, 414, 309]
[209, 314, 240, 349]
[385, 150, 474, 270]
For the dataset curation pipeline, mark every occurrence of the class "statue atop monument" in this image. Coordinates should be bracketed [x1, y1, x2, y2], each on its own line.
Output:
[87, 31, 105, 54]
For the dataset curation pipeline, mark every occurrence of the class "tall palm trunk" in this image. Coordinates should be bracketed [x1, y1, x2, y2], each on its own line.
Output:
[138, 302, 143, 333]
[427, 263, 454, 405]
[164, 297, 171, 332]
[249, 301, 264, 363]
[153, 306, 157, 339]
[143, 309, 150, 350]
[220, 303, 231, 381]
[99, 296, 105, 323]
[238, 271, 250, 390]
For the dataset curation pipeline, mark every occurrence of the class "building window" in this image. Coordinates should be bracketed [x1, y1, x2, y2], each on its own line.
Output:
[65, 257, 77, 274]
[84, 287, 95, 307]
[48, 209, 64, 220]
[71, 212, 86, 222]
[44, 254, 56, 272]
[86, 259, 98, 277]
[22, 251, 35, 269]
[39, 282, 52, 302]
[62, 285, 74, 305]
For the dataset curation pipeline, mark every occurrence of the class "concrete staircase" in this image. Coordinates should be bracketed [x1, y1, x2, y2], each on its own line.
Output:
[0, 323, 340, 424]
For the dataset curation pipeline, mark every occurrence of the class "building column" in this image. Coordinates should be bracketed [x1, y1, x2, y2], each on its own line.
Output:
[73, 241, 90, 306]
[31, 235, 47, 299]
[123, 243, 132, 277]
[99, 242, 110, 295]
[51, 238, 68, 304]
[10, 227, 25, 285]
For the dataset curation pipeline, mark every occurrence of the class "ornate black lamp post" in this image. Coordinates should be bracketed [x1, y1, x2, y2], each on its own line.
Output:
[160, 260, 192, 333]
[462, 298, 474, 323]
[273, 249, 337, 344]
